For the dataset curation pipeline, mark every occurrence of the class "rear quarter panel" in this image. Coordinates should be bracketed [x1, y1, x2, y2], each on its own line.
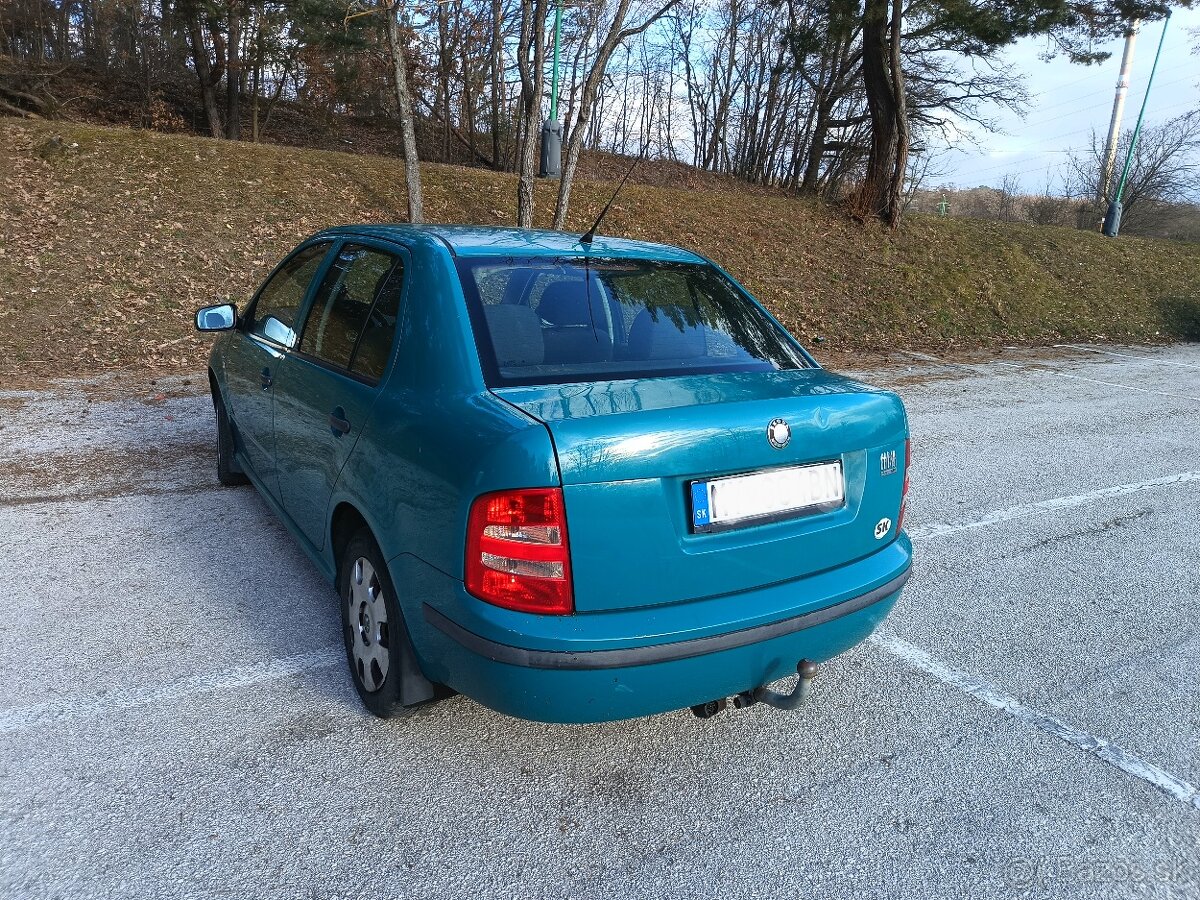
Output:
[325, 238, 559, 578]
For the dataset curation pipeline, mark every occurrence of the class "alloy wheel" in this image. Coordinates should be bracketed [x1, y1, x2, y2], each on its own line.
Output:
[347, 556, 390, 692]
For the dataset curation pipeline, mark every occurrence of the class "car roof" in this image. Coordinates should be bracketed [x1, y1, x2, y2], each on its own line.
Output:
[316, 224, 706, 264]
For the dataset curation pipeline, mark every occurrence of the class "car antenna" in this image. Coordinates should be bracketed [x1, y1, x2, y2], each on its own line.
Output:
[580, 145, 647, 247]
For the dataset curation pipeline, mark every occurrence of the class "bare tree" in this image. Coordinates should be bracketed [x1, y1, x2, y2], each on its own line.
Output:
[382, 0, 424, 223]
[851, 0, 906, 224]
[489, 0, 507, 169]
[996, 172, 1022, 222]
[850, 1, 1191, 227]
[550, 0, 679, 229]
[226, 0, 244, 139]
[22, 0, 1191, 241]
[901, 147, 947, 212]
[1025, 171, 1077, 227]
[1066, 111, 1200, 233]
[179, 0, 226, 138]
[514, 0, 548, 227]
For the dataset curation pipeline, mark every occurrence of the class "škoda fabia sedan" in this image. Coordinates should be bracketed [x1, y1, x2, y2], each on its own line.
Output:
[195, 225, 911, 723]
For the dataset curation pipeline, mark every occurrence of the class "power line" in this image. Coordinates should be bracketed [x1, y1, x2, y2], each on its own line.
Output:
[1028, 66, 1112, 99]
[1019, 72, 1197, 128]
[931, 97, 1197, 181]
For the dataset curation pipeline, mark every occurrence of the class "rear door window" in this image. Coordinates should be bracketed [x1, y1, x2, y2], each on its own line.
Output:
[298, 244, 404, 381]
[349, 260, 404, 381]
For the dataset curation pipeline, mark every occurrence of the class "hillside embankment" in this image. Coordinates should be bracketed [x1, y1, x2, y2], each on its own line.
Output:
[1, 119, 1197, 381]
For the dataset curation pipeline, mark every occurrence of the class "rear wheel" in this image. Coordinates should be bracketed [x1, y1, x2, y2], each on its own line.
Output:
[213, 388, 248, 486]
[338, 529, 438, 717]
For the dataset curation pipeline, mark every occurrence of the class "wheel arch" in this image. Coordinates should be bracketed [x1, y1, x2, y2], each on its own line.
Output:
[208, 363, 235, 411]
[330, 501, 371, 584]
[329, 498, 438, 708]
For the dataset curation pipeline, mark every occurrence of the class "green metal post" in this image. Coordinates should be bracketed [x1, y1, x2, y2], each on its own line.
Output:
[550, 0, 563, 122]
[1104, 11, 1171, 237]
[539, 0, 564, 177]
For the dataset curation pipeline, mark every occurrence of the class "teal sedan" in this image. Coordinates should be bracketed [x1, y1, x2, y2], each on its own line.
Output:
[195, 225, 911, 723]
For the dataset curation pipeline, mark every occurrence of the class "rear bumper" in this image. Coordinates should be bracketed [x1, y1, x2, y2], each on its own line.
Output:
[401, 537, 911, 723]
[424, 569, 907, 670]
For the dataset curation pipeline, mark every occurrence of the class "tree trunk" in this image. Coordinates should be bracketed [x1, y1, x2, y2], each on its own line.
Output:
[436, 0, 452, 161]
[551, 109, 588, 231]
[208, 19, 226, 87]
[489, 0, 504, 170]
[514, 0, 547, 228]
[703, 1, 740, 171]
[225, 0, 242, 140]
[260, 56, 291, 138]
[855, 0, 906, 227]
[800, 109, 828, 193]
[250, 4, 263, 142]
[182, 3, 225, 138]
[457, 14, 478, 164]
[562, 12, 600, 148]
[384, 1, 424, 223]
[552, 0, 634, 230]
[889, 0, 908, 224]
[551, 0, 678, 230]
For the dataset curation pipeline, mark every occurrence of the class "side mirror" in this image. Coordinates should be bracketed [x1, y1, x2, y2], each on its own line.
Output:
[195, 303, 237, 332]
[261, 315, 297, 349]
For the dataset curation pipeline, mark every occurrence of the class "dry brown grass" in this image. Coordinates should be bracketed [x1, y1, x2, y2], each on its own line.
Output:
[2, 118, 1198, 381]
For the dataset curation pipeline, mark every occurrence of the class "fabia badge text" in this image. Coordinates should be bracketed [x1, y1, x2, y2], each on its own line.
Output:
[880, 449, 897, 477]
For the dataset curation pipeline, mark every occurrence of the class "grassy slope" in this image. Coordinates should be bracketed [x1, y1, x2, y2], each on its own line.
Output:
[2, 119, 1198, 380]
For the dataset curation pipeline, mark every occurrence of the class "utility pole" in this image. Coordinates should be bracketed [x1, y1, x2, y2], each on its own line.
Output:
[538, 0, 563, 177]
[1103, 12, 1171, 238]
[1100, 20, 1140, 202]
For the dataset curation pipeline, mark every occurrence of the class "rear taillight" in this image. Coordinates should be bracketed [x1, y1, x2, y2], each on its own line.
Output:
[896, 438, 911, 533]
[465, 488, 574, 615]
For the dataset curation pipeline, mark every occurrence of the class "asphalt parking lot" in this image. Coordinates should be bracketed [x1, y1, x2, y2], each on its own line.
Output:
[1, 344, 1198, 899]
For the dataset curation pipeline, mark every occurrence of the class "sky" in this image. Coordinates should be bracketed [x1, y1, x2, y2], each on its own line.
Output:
[933, 7, 1200, 191]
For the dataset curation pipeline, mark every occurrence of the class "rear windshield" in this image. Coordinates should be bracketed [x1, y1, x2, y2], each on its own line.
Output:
[457, 256, 812, 386]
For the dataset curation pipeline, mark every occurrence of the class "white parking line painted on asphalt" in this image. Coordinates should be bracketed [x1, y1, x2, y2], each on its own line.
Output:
[2, 471, 1195, 734]
[1055, 345, 1200, 371]
[0, 645, 343, 733]
[994, 361, 1200, 402]
[871, 633, 1200, 811]
[908, 471, 1200, 540]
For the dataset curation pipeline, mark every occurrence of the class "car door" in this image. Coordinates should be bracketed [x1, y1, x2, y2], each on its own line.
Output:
[271, 241, 408, 549]
[224, 242, 331, 493]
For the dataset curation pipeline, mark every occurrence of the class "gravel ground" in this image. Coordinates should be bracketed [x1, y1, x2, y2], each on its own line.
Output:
[1, 345, 1197, 899]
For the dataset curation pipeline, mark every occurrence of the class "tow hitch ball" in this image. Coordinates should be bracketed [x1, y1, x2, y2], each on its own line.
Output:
[690, 660, 819, 719]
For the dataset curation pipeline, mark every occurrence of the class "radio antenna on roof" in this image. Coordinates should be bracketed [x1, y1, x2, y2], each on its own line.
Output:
[580, 146, 647, 246]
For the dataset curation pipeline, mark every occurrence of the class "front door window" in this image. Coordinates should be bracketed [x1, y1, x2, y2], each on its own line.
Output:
[249, 243, 329, 345]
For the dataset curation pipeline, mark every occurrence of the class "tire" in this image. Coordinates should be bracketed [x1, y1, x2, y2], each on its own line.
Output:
[213, 388, 249, 487]
[338, 528, 439, 718]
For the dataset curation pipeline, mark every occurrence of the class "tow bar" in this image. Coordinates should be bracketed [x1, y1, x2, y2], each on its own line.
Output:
[690, 660, 819, 718]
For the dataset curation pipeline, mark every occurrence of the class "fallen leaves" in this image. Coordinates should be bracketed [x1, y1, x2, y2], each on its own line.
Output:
[2, 118, 1199, 382]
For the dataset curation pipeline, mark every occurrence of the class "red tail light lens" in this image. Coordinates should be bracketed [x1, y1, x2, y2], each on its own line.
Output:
[465, 488, 573, 614]
[896, 438, 911, 533]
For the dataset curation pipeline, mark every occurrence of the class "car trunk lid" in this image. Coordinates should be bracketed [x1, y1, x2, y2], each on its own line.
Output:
[492, 369, 909, 613]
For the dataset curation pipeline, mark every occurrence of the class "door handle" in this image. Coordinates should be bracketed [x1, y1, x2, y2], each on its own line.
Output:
[329, 407, 351, 437]
[260, 367, 272, 390]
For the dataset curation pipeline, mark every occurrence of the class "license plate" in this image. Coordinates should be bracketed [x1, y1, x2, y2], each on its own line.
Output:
[690, 461, 845, 533]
